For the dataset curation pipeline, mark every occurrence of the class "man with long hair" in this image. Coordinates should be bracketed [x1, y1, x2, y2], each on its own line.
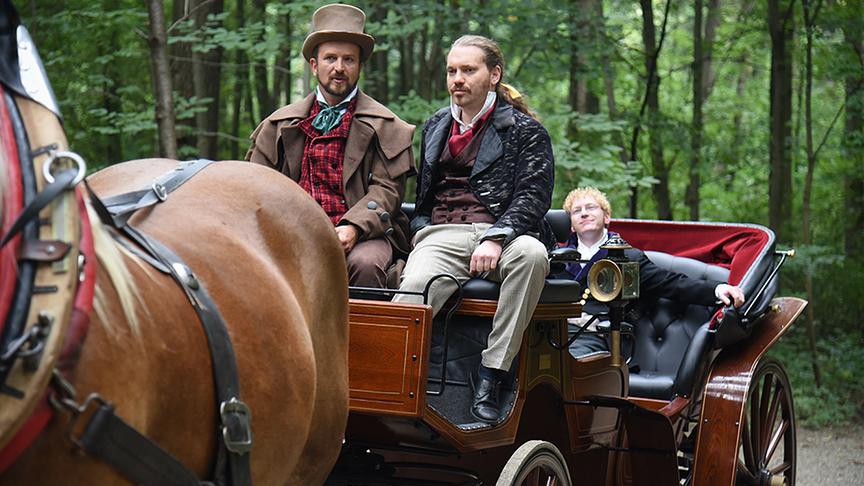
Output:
[394, 35, 555, 422]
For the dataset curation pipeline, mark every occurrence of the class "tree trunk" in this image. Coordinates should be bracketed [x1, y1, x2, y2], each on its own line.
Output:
[102, 9, 122, 163]
[596, 1, 628, 166]
[800, 0, 822, 388]
[702, 0, 721, 96]
[252, 0, 272, 121]
[767, 0, 795, 242]
[418, 23, 432, 100]
[568, 0, 600, 139]
[147, 0, 178, 159]
[726, 60, 751, 189]
[364, 4, 388, 104]
[400, 34, 415, 98]
[844, 1, 864, 259]
[639, 0, 672, 220]
[192, 0, 224, 159]
[171, 0, 196, 152]
[272, 11, 292, 107]
[687, 0, 705, 221]
[230, 0, 249, 160]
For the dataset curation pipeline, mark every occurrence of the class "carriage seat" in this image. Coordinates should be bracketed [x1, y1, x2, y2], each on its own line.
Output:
[627, 251, 729, 400]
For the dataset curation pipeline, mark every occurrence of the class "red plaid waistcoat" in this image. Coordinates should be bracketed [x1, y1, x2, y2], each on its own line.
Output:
[297, 98, 358, 225]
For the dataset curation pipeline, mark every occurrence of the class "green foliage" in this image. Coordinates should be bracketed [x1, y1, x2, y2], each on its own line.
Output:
[548, 112, 657, 209]
[769, 330, 864, 427]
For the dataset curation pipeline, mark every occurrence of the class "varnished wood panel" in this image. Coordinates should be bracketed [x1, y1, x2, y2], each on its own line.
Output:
[691, 297, 806, 486]
[348, 300, 432, 417]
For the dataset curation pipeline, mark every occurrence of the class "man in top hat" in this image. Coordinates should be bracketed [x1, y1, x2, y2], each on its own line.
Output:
[246, 3, 415, 288]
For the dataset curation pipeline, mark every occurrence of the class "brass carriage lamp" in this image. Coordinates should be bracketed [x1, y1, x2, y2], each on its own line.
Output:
[587, 235, 640, 366]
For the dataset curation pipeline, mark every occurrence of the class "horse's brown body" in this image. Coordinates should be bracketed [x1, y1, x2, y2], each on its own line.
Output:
[2, 159, 349, 485]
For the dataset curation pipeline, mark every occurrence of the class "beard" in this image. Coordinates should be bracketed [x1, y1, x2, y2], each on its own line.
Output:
[319, 74, 356, 103]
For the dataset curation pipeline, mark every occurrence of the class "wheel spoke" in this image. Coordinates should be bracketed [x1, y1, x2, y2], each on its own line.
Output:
[762, 381, 782, 458]
[750, 381, 762, 460]
[764, 418, 790, 464]
[527, 467, 541, 486]
[758, 373, 775, 457]
[741, 417, 757, 471]
[769, 461, 793, 475]
[736, 458, 757, 484]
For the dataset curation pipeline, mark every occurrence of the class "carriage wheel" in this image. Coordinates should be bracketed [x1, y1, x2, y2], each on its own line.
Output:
[496, 440, 572, 486]
[736, 358, 796, 486]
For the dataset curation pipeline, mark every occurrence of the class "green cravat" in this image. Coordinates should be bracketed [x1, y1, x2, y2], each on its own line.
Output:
[311, 99, 350, 134]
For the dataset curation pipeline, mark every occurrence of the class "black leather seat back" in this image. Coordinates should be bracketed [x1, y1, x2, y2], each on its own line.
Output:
[545, 209, 572, 243]
[627, 251, 729, 399]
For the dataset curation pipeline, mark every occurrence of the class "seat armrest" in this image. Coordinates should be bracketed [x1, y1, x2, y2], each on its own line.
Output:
[549, 247, 581, 275]
[673, 323, 715, 398]
[549, 247, 581, 262]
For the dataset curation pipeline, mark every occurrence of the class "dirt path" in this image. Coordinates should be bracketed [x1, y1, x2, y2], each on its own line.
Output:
[796, 424, 864, 485]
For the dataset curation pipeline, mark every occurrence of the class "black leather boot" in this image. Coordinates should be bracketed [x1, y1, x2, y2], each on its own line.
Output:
[471, 374, 501, 422]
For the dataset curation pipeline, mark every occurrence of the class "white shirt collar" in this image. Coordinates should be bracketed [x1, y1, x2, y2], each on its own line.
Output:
[316, 85, 358, 107]
[577, 229, 608, 262]
[450, 91, 497, 134]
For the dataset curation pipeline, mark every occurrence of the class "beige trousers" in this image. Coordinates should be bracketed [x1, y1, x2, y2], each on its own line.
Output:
[393, 223, 549, 371]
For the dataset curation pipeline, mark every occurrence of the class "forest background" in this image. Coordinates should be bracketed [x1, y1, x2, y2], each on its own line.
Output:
[20, 0, 863, 426]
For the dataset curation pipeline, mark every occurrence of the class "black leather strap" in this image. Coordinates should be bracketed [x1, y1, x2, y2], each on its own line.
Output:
[84, 160, 251, 486]
[78, 403, 201, 486]
[99, 159, 215, 227]
[0, 168, 76, 247]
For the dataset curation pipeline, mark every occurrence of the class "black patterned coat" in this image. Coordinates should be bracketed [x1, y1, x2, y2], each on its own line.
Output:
[410, 101, 556, 248]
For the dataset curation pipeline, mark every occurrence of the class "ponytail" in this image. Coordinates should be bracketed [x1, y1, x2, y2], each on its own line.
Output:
[497, 82, 537, 120]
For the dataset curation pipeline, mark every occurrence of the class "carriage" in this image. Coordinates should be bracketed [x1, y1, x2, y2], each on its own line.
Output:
[328, 204, 804, 486]
[0, 4, 804, 485]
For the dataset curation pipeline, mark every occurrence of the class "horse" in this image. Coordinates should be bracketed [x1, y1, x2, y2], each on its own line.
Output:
[0, 100, 350, 483]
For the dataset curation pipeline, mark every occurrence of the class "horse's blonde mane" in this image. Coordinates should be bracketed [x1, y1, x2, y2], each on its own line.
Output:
[86, 201, 150, 337]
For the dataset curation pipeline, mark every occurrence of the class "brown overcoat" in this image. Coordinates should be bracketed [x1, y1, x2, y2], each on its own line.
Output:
[245, 90, 415, 256]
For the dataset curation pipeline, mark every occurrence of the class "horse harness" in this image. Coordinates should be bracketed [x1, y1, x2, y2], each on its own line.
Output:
[2, 158, 253, 486]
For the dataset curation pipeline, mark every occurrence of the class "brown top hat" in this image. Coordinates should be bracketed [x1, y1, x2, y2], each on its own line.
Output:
[302, 4, 375, 62]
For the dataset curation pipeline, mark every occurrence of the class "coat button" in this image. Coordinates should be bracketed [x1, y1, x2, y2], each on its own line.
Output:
[367, 201, 378, 210]
[379, 212, 391, 222]
[385, 228, 394, 236]
[340, 199, 346, 204]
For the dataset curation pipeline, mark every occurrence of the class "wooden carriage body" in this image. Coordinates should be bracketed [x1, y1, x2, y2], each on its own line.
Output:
[332, 209, 805, 486]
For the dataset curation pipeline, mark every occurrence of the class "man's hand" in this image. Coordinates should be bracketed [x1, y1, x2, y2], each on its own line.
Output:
[470, 239, 503, 274]
[335, 225, 359, 253]
[715, 283, 745, 308]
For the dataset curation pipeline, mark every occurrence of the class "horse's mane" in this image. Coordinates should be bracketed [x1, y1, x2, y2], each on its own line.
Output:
[86, 201, 148, 337]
